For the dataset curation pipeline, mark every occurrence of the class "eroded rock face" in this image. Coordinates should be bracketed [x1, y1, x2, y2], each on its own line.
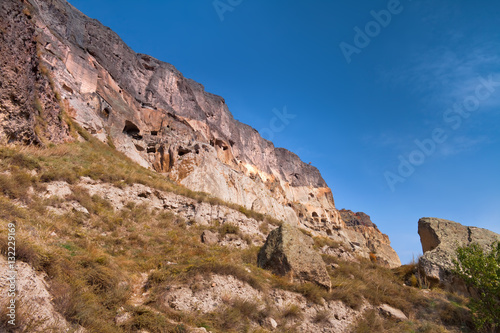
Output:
[0, 0, 400, 267]
[0, 257, 83, 332]
[258, 223, 331, 290]
[0, 0, 71, 144]
[162, 273, 362, 333]
[418, 217, 500, 291]
[339, 210, 400, 268]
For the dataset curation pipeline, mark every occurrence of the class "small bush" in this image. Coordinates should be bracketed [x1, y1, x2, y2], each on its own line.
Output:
[40, 168, 79, 184]
[0, 149, 41, 170]
[259, 221, 270, 235]
[352, 309, 386, 333]
[238, 205, 265, 221]
[230, 298, 260, 321]
[453, 241, 500, 332]
[438, 301, 473, 329]
[295, 283, 326, 304]
[219, 223, 240, 237]
[0, 171, 33, 201]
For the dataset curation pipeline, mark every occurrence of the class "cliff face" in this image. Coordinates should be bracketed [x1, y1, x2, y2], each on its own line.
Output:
[0, 0, 400, 267]
[339, 209, 400, 267]
[0, 0, 71, 144]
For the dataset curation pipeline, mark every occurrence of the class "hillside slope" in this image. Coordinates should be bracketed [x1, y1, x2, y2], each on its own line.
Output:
[0, 138, 474, 332]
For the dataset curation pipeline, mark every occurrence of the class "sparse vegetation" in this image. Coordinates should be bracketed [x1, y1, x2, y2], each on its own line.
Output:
[312, 309, 330, 323]
[352, 308, 450, 333]
[219, 223, 240, 237]
[313, 236, 341, 249]
[281, 304, 303, 319]
[453, 241, 500, 332]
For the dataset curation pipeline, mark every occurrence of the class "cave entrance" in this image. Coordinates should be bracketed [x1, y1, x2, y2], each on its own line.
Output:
[123, 121, 142, 140]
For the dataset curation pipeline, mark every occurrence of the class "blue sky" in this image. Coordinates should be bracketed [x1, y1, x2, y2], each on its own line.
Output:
[68, 0, 500, 264]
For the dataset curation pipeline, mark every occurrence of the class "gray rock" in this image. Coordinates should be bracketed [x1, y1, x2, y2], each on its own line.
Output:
[263, 317, 278, 330]
[378, 304, 408, 321]
[418, 217, 500, 291]
[201, 230, 219, 245]
[258, 223, 331, 290]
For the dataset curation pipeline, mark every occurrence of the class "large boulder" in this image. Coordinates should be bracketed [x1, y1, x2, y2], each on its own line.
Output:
[418, 217, 500, 291]
[257, 223, 331, 290]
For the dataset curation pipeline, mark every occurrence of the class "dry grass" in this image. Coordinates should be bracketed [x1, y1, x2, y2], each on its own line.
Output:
[313, 236, 341, 249]
[281, 304, 303, 320]
[313, 309, 330, 324]
[120, 306, 187, 333]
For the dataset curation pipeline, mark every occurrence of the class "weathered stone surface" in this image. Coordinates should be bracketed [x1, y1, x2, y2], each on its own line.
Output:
[338, 209, 401, 268]
[418, 217, 500, 291]
[162, 273, 360, 333]
[201, 230, 219, 245]
[257, 223, 331, 290]
[378, 304, 408, 321]
[0, 256, 84, 332]
[339, 209, 375, 228]
[0, 0, 71, 144]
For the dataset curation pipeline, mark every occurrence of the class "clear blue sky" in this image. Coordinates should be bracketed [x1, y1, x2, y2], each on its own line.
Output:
[68, 0, 500, 264]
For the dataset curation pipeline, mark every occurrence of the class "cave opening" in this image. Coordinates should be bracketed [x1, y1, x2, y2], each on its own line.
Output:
[123, 120, 142, 140]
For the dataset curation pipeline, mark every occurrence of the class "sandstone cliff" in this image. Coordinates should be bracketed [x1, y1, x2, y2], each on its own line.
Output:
[339, 209, 399, 267]
[0, 0, 400, 267]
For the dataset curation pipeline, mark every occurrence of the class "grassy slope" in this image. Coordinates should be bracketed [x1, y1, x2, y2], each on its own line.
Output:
[0, 132, 475, 333]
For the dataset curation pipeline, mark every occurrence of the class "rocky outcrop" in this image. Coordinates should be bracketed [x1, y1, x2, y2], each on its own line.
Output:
[0, 0, 400, 267]
[42, 177, 272, 247]
[339, 210, 400, 268]
[257, 223, 331, 290]
[418, 217, 500, 291]
[161, 274, 362, 332]
[378, 304, 408, 322]
[339, 209, 376, 228]
[0, 256, 84, 332]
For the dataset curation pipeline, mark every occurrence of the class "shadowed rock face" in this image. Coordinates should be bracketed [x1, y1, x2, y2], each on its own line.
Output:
[0, 0, 70, 144]
[339, 209, 376, 228]
[258, 223, 331, 290]
[418, 217, 500, 292]
[0, 0, 400, 267]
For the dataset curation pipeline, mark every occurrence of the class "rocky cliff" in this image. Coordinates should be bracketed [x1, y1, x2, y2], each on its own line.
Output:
[0, 0, 400, 267]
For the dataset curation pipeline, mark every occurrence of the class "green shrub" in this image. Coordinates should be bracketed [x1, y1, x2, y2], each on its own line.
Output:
[453, 241, 500, 332]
